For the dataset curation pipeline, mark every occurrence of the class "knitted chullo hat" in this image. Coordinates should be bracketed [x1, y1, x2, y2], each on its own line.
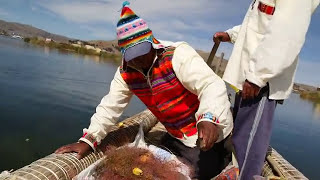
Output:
[116, 1, 164, 63]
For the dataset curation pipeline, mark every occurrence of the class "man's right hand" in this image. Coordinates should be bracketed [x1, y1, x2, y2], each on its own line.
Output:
[55, 141, 93, 159]
[213, 32, 231, 43]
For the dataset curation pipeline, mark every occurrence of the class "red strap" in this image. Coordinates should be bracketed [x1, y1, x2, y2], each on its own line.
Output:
[258, 2, 275, 15]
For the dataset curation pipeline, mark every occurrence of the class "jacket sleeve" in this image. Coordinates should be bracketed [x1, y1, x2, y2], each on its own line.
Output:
[79, 67, 133, 151]
[225, 25, 241, 44]
[246, 0, 316, 87]
[172, 43, 233, 143]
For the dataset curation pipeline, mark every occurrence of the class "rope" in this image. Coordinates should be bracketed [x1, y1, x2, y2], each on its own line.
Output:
[10, 175, 29, 180]
[46, 155, 73, 178]
[62, 153, 82, 174]
[36, 159, 69, 179]
[28, 164, 60, 180]
[51, 153, 78, 176]
[20, 167, 50, 180]
[13, 169, 42, 180]
[81, 156, 90, 169]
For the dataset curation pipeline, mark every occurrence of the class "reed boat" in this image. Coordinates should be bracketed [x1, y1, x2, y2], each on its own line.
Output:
[0, 110, 308, 180]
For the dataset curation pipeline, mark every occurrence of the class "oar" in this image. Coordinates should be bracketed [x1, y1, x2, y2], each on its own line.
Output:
[206, 40, 220, 67]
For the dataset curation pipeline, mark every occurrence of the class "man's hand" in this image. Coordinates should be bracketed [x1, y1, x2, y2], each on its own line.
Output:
[55, 141, 93, 159]
[197, 121, 219, 151]
[213, 32, 231, 43]
[242, 80, 261, 100]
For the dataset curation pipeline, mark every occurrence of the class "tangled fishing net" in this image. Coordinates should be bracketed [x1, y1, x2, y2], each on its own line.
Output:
[73, 126, 192, 180]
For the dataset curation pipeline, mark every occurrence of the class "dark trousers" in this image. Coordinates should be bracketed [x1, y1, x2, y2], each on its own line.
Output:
[161, 134, 230, 180]
[232, 87, 277, 180]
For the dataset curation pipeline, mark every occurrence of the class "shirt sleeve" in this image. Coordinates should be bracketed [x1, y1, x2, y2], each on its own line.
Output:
[225, 25, 241, 44]
[172, 43, 233, 142]
[246, 0, 315, 87]
[79, 67, 133, 151]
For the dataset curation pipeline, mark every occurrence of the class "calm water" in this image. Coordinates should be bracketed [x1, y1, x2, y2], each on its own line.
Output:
[0, 37, 319, 179]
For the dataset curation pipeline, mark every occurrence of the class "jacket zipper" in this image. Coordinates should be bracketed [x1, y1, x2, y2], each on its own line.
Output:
[130, 56, 158, 90]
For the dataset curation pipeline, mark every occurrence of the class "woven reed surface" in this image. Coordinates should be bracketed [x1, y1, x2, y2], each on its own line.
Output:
[1, 109, 158, 180]
[261, 160, 276, 177]
[266, 148, 308, 180]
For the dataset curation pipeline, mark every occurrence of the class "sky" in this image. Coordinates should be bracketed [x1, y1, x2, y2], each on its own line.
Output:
[0, 0, 319, 86]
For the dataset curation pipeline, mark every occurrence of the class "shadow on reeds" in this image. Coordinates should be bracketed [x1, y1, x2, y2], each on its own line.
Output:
[98, 124, 140, 152]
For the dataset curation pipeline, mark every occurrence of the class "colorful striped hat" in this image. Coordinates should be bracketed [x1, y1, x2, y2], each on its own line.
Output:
[117, 1, 164, 62]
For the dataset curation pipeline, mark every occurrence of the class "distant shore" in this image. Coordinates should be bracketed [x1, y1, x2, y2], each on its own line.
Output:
[22, 37, 122, 62]
[2, 34, 319, 104]
[293, 83, 320, 104]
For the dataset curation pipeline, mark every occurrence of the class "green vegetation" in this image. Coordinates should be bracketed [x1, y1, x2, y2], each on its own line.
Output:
[0, 30, 9, 36]
[24, 37, 30, 42]
[100, 51, 122, 61]
[25, 37, 121, 62]
[29, 37, 46, 46]
[300, 91, 320, 104]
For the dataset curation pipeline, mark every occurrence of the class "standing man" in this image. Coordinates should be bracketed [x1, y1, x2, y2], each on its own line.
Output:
[56, 2, 233, 179]
[214, 0, 319, 179]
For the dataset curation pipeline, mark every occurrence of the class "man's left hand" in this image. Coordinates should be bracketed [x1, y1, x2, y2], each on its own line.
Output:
[242, 80, 261, 100]
[197, 121, 219, 151]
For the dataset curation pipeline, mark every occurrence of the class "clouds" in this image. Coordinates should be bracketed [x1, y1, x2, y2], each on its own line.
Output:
[35, 0, 250, 52]
[32, 1, 320, 87]
[1, 0, 319, 85]
[37, 1, 118, 24]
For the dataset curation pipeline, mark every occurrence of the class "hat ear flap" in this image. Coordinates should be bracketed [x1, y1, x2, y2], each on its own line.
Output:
[152, 37, 160, 44]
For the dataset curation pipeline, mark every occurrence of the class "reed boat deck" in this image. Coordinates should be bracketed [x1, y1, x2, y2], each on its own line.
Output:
[0, 110, 308, 180]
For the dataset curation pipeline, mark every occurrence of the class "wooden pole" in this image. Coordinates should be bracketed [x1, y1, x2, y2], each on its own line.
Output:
[206, 41, 220, 67]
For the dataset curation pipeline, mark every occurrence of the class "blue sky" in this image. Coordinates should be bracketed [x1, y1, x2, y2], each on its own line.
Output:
[0, 0, 319, 86]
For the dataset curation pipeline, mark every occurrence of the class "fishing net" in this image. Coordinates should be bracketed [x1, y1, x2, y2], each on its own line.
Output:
[73, 125, 192, 180]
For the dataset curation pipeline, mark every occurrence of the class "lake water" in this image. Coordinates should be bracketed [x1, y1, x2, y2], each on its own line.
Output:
[0, 36, 319, 179]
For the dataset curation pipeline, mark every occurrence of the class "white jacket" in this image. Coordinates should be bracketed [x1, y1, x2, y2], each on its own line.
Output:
[223, 0, 319, 100]
[80, 42, 233, 150]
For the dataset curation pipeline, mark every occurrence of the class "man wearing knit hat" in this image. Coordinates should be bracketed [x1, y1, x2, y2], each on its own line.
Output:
[56, 2, 233, 179]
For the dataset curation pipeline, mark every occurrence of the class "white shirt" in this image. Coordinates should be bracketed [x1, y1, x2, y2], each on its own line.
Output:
[223, 0, 319, 100]
[80, 42, 233, 150]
